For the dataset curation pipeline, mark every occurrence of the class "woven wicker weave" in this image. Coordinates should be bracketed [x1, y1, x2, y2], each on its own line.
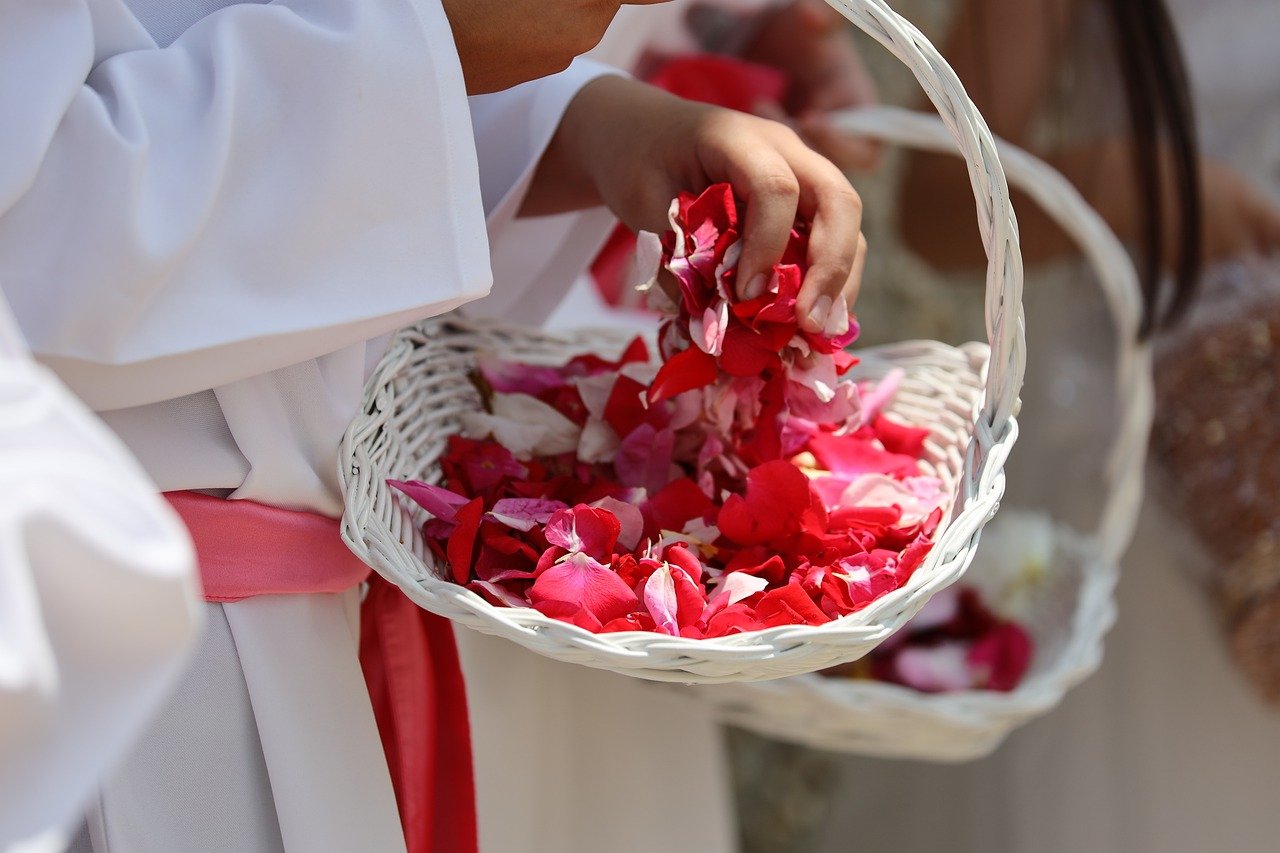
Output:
[338, 1, 1026, 683]
[690, 107, 1149, 752]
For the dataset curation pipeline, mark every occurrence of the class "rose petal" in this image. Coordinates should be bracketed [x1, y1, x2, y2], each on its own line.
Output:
[531, 599, 605, 632]
[590, 497, 645, 551]
[968, 622, 1034, 691]
[389, 479, 468, 523]
[477, 354, 565, 395]
[643, 564, 681, 635]
[892, 643, 976, 692]
[529, 551, 639, 625]
[717, 460, 823, 546]
[544, 505, 622, 560]
[487, 498, 570, 531]
[445, 498, 485, 585]
[756, 583, 829, 627]
[614, 423, 677, 495]
[648, 346, 718, 403]
[643, 477, 714, 539]
[468, 579, 531, 609]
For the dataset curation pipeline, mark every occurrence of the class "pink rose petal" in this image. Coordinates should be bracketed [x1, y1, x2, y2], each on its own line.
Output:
[487, 498, 570, 532]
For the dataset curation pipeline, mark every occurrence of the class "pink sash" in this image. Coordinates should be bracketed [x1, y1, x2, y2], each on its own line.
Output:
[164, 491, 477, 853]
[164, 491, 371, 600]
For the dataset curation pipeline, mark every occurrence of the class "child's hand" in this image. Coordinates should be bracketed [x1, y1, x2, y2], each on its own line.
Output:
[526, 76, 865, 336]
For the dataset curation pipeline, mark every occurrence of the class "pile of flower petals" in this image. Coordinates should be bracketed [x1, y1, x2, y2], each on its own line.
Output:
[826, 586, 1035, 692]
[390, 184, 948, 638]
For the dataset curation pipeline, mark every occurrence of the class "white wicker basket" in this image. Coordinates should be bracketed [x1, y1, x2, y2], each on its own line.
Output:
[338, 0, 1026, 683]
[691, 106, 1151, 756]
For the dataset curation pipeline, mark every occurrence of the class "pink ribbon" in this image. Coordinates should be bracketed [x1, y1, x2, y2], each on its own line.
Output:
[163, 491, 477, 853]
[164, 491, 371, 601]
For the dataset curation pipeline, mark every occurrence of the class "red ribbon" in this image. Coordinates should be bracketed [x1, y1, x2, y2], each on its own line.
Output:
[164, 491, 477, 853]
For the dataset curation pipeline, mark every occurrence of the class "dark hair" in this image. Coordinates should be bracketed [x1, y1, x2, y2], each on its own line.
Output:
[1107, 0, 1202, 335]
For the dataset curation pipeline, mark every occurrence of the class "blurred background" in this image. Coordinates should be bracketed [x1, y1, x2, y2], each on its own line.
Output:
[719, 1, 1280, 851]
[565, 0, 1280, 849]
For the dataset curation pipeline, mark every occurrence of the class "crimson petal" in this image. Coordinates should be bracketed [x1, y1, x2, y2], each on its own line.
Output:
[647, 346, 718, 403]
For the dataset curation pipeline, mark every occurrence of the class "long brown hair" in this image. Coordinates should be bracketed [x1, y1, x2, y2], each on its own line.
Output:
[1107, 0, 1202, 334]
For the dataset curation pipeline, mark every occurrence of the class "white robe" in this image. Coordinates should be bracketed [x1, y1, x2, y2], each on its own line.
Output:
[1, 1, 613, 850]
[0, 294, 201, 853]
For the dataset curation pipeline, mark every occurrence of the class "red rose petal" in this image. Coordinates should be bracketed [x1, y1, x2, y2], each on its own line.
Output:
[873, 415, 932, 458]
[756, 583, 830, 627]
[648, 346, 718, 403]
[968, 622, 1034, 692]
[544, 505, 622, 561]
[717, 460, 815, 545]
[445, 498, 485, 585]
[643, 477, 714, 538]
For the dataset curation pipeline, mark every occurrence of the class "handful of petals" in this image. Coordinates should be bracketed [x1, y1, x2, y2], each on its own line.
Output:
[391, 185, 945, 637]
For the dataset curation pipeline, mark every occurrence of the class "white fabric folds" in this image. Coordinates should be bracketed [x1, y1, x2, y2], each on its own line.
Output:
[0, 296, 202, 849]
[0, 0, 490, 412]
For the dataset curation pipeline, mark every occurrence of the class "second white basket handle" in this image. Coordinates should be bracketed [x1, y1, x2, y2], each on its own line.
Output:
[831, 105, 1153, 564]
[821, 0, 1026, 442]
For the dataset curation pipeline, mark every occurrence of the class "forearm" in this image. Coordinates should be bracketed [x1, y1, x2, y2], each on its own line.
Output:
[520, 76, 693, 230]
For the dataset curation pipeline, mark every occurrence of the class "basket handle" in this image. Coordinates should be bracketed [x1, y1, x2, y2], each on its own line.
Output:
[821, 0, 1026, 442]
[831, 106, 1152, 564]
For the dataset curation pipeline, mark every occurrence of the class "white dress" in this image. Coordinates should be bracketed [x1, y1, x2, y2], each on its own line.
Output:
[0, 2, 612, 850]
[810, 2, 1280, 850]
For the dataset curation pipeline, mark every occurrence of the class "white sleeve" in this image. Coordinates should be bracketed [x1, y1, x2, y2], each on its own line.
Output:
[467, 59, 625, 324]
[0, 0, 491, 411]
[0, 297, 202, 848]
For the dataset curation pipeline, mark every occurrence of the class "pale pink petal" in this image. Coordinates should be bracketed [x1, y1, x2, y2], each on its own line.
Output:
[893, 643, 976, 692]
[714, 240, 742, 295]
[692, 300, 728, 356]
[669, 388, 704, 431]
[791, 356, 839, 403]
[577, 418, 621, 464]
[858, 368, 905, 422]
[666, 198, 687, 257]
[709, 571, 769, 608]
[468, 580, 531, 609]
[633, 230, 665, 293]
[572, 373, 619, 420]
[840, 473, 945, 527]
[590, 496, 645, 551]
[462, 393, 582, 458]
[642, 564, 681, 636]
[458, 411, 543, 458]
[681, 517, 721, 550]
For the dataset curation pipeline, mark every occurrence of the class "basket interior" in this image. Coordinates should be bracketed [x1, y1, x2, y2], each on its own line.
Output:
[366, 321, 987, 615]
